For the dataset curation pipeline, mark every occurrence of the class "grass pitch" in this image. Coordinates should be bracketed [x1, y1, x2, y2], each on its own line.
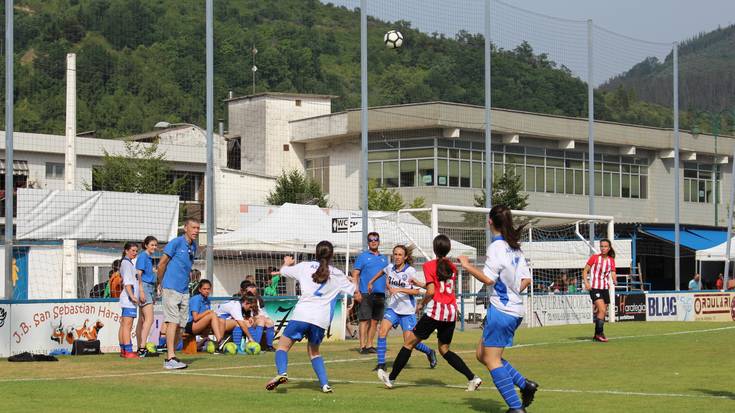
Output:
[3, 322, 734, 412]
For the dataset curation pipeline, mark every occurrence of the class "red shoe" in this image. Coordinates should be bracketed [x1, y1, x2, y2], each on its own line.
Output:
[120, 351, 126, 358]
[593, 334, 608, 342]
[123, 351, 139, 359]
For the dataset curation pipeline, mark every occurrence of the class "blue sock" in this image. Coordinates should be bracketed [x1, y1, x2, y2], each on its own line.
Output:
[253, 326, 264, 343]
[310, 356, 329, 387]
[232, 327, 243, 345]
[502, 359, 526, 389]
[275, 350, 288, 375]
[490, 367, 522, 409]
[158, 336, 166, 347]
[119, 343, 125, 352]
[415, 342, 432, 355]
[123, 343, 133, 352]
[377, 337, 387, 365]
[265, 327, 275, 346]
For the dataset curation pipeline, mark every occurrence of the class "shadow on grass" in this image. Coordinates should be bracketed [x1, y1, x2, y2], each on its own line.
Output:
[178, 357, 206, 365]
[692, 389, 735, 400]
[462, 396, 505, 413]
[571, 336, 593, 341]
[413, 377, 448, 386]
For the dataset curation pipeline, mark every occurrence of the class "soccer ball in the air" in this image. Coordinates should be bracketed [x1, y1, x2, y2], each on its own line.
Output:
[384, 30, 403, 48]
[244, 341, 261, 355]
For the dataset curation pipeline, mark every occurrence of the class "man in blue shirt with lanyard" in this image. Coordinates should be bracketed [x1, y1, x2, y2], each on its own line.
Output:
[157, 217, 199, 370]
[352, 232, 389, 354]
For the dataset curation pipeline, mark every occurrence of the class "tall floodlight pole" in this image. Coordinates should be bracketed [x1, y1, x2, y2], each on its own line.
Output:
[587, 19, 595, 252]
[723, 147, 735, 291]
[673, 42, 681, 291]
[360, 0, 368, 250]
[4, 0, 14, 299]
[484, 0, 492, 211]
[205, 0, 214, 280]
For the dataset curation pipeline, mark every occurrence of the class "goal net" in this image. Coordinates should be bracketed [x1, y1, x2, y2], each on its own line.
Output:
[421, 204, 624, 328]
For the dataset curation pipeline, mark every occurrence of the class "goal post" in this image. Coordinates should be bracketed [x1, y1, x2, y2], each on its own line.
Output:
[430, 204, 617, 326]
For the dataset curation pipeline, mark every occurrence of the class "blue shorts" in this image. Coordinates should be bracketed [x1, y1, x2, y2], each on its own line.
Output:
[282, 320, 325, 345]
[383, 308, 417, 332]
[121, 307, 137, 319]
[482, 305, 522, 348]
[140, 282, 155, 307]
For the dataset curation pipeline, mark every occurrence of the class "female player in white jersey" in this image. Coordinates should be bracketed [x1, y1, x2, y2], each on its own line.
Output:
[458, 205, 538, 413]
[378, 235, 482, 391]
[265, 240, 356, 393]
[582, 238, 616, 342]
[368, 244, 437, 372]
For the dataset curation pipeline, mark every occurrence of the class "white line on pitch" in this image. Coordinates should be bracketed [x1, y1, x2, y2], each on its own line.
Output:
[1, 325, 731, 383]
[173, 371, 734, 401]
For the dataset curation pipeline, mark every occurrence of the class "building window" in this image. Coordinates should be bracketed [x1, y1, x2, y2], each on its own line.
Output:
[684, 162, 719, 203]
[46, 162, 65, 179]
[305, 157, 329, 192]
[367, 138, 648, 199]
[227, 138, 241, 170]
[169, 172, 203, 202]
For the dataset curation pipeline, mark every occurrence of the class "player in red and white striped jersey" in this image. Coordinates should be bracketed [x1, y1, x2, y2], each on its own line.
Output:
[582, 239, 617, 342]
[378, 235, 482, 391]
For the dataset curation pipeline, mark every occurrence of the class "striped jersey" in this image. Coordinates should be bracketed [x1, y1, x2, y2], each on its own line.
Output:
[385, 263, 419, 315]
[422, 258, 458, 322]
[586, 254, 616, 290]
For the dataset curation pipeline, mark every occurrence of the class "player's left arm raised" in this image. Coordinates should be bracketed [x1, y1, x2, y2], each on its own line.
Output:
[457, 255, 495, 285]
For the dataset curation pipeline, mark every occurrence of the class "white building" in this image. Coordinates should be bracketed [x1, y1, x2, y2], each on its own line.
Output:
[2, 92, 732, 293]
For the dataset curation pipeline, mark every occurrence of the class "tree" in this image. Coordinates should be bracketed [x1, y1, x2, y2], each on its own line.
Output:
[465, 168, 530, 229]
[266, 169, 328, 207]
[87, 142, 185, 195]
[367, 180, 428, 219]
[473, 169, 529, 212]
[367, 180, 404, 211]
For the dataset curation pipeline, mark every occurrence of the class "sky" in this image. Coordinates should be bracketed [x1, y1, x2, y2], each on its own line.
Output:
[498, 0, 735, 44]
[325, 0, 735, 84]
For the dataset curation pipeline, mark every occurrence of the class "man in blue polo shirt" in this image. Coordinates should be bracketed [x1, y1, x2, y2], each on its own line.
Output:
[157, 217, 199, 370]
[352, 232, 389, 354]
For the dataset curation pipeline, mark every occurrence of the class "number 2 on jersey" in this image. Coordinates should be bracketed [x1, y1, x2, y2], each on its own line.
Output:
[314, 282, 326, 297]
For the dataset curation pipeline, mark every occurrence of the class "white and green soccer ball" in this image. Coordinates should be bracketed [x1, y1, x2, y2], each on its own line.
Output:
[384, 30, 403, 49]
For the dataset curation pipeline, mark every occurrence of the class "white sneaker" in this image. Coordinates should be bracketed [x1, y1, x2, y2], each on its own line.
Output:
[377, 369, 393, 389]
[321, 384, 333, 393]
[163, 357, 187, 370]
[466, 376, 482, 391]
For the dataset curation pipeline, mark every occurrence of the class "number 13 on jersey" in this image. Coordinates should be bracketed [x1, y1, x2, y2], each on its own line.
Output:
[437, 279, 454, 294]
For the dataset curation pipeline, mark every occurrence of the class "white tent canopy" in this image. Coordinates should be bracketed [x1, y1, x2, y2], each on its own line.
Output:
[695, 237, 735, 261]
[523, 239, 632, 269]
[16, 188, 179, 241]
[213, 203, 476, 259]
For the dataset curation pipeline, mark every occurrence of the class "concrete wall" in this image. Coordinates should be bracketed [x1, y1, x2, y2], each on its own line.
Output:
[215, 169, 276, 231]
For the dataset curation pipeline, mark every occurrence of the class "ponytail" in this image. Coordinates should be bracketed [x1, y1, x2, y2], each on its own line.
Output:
[488, 205, 525, 250]
[312, 240, 334, 283]
[432, 235, 454, 282]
